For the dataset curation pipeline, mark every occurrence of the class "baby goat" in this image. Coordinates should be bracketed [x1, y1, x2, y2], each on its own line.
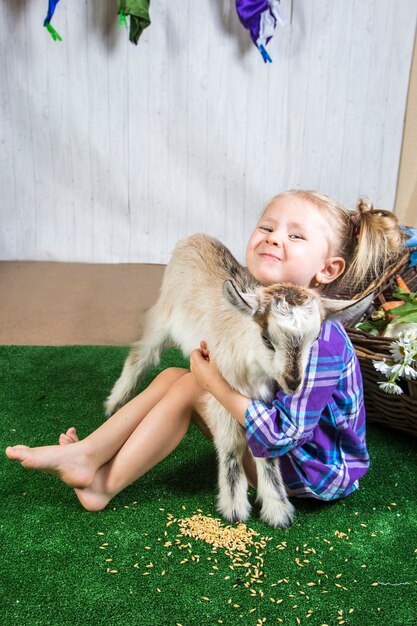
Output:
[105, 234, 370, 528]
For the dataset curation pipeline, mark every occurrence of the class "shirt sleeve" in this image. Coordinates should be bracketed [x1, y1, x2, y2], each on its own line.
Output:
[245, 335, 346, 458]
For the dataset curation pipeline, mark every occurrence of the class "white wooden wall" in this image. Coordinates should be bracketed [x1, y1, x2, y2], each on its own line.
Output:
[1, 0, 416, 264]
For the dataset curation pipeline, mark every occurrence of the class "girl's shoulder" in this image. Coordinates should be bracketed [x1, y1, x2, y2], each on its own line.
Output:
[318, 320, 355, 361]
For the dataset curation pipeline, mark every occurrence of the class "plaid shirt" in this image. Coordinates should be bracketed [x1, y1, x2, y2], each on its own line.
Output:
[245, 321, 370, 500]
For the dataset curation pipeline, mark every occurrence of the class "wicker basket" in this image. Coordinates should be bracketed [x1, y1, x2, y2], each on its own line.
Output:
[345, 247, 417, 437]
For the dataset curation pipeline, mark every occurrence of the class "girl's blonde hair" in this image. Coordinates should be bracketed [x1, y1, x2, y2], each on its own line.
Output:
[267, 190, 406, 295]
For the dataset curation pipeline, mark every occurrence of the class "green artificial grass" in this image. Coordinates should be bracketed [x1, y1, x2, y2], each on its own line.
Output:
[1, 346, 416, 626]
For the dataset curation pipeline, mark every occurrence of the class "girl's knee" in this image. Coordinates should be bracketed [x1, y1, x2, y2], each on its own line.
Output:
[155, 367, 189, 386]
[168, 372, 206, 406]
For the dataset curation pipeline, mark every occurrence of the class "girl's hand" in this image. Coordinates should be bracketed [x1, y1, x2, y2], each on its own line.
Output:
[190, 341, 227, 393]
[190, 341, 251, 427]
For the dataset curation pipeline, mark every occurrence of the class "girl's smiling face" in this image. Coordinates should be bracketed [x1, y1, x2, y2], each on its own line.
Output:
[246, 195, 344, 288]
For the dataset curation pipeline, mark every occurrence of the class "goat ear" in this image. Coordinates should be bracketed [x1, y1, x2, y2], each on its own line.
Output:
[223, 280, 259, 315]
[320, 292, 374, 325]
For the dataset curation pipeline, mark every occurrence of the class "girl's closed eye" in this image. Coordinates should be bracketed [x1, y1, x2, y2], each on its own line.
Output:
[289, 233, 304, 240]
[259, 225, 273, 233]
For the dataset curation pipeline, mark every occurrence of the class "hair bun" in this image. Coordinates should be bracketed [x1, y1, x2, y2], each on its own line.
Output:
[356, 198, 374, 214]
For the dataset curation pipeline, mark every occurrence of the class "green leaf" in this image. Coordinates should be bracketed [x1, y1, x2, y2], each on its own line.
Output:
[356, 319, 388, 333]
[390, 311, 417, 324]
[392, 288, 417, 303]
[388, 302, 417, 317]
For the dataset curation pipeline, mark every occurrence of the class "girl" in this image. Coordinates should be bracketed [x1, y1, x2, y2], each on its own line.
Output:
[5, 190, 404, 511]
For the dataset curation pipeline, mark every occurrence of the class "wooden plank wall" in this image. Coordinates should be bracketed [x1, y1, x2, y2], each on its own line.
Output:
[1, 0, 416, 264]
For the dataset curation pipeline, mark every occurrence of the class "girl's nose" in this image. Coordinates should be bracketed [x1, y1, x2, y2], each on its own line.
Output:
[266, 233, 281, 247]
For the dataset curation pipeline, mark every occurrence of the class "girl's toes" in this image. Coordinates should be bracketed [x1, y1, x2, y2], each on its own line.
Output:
[59, 428, 79, 445]
[5, 445, 30, 461]
[66, 427, 79, 443]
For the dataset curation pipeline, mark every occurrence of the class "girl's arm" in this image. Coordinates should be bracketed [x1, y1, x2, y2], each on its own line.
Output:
[191, 324, 353, 459]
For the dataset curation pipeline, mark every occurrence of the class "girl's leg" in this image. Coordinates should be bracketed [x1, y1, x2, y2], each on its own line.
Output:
[76, 373, 207, 511]
[5, 367, 190, 488]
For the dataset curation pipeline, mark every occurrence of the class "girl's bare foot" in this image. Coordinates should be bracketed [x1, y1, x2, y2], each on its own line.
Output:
[5, 442, 96, 489]
[74, 465, 115, 512]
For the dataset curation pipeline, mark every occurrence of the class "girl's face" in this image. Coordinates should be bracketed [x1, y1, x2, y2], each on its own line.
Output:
[246, 195, 343, 288]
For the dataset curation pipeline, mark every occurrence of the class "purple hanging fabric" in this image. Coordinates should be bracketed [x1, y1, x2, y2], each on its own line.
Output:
[236, 0, 284, 62]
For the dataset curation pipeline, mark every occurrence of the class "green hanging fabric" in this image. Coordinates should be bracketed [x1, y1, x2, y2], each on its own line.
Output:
[118, 0, 151, 45]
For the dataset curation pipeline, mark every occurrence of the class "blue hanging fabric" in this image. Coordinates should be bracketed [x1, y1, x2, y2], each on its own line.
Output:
[236, 0, 285, 62]
[44, 0, 62, 42]
[401, 226, 417, 268]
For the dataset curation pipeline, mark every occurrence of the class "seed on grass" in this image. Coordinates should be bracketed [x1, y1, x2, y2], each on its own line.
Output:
[306, 583, 315, 587]
[336, 574, 343, 579]
[109, 569, 118, 574]
[371, 582, 379, 586]
[105, 558, 113, 563]
[202, 597, 209, 601]
[97, 532, 104, 536]
[316, 570, 325, 575]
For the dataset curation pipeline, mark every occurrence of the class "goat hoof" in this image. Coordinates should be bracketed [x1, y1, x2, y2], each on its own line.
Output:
[260, 501, 295, 528]
[217, 500, 251, 525]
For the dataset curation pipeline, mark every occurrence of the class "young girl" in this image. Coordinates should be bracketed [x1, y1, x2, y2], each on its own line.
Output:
[5, 190, 404, 511]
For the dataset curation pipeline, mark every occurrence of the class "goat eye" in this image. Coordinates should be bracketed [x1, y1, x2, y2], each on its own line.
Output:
[261, 332, 275, 351]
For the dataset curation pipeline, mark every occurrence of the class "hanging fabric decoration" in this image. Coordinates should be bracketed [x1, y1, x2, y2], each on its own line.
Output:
[118, 0, 151, 45]
[401, 226, 417, 268]
[236, 0, 285, 62]
[44, 0, 62, 42]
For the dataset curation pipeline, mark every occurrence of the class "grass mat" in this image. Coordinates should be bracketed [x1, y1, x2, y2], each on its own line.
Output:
[1, 346, 416, 626]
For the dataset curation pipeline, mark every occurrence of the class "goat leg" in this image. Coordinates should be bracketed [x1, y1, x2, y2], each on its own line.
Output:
[255, 457, 295, 528]
[105, 306, 169, 416]
[207, 399, 252, 523]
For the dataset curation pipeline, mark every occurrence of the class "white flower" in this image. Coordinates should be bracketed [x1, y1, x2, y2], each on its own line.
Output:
[400, 328, 417, 342]
[402, 364, 417, 379]
[377, 381, 403, 395]
[389, 342, 407, 363]
[373, 360, 392, 375]
[373, 333, 417, 395]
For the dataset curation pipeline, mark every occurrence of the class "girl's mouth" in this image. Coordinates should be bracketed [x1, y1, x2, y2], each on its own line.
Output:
[260, 253, 280, 261]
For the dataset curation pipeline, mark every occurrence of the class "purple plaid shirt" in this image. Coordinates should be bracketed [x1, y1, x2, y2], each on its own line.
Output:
[245, 321, 370, 500]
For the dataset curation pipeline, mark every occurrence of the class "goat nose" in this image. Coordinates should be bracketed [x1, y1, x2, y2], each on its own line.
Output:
[282, 376, 301, 395]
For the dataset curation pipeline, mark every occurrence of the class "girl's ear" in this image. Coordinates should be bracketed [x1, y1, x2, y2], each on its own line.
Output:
[315, 257, 346, 285]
